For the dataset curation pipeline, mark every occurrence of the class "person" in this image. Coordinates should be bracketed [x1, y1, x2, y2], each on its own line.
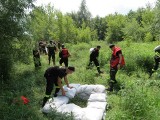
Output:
[59, 44, 71, 67]
[149, 45, 160, 78]
[33, 48, 41, 68]
[47, 40, 57, 65]
[87, 45, 103, 74]
[106, 44, 125, 92]
[42, 66, 75, 107]
[39, 41, 47, 55]
[57, 41, 61, 50]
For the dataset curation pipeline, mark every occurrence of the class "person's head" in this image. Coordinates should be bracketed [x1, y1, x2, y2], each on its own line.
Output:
[49, 40, 53, 44]
[97, 45, 101, 50]
[61, 44, 65, 48]
[109, 44, 115, 51]
[66, 66, 75, 74]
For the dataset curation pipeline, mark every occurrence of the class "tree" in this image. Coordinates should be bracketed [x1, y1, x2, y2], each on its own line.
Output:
[0, 0, 34, 82]
[28, 4, 57, 41]
[151, 0, 160, 41]
[105, 14, 126, 43]
[91, 16, 107, 40]
[77, 0, 92, 28]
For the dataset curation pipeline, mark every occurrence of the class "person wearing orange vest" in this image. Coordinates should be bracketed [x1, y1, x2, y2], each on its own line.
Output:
[59, 44, 71, 67]
[106, 44, 125, 92]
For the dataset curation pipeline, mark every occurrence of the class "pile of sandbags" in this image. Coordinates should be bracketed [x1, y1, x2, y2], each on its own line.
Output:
[42, 84, 107, 120]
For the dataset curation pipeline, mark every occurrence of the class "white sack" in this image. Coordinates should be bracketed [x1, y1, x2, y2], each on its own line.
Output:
[77, 85, 105, 95]
[87, 101, 107, 111]
[57, 103, 85, 120]
[88, 93, 106, 102]
[63, 84, 81, 93]
[57, 86, 77, 99]
[89, 48, 94, 53]
[42, 96, 69, 113]
[82, 108, 104, 120]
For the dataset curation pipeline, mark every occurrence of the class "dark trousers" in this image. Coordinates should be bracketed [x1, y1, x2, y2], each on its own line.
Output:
[48, 54, 55, 65]
[33, 57, 41, 67]
[45, 76, 59, 96]
[59, 58, 68, 67]
[153, 56, 160, 70]
[42, 76, 60, 107]
[108, 67, 118, 91]
[88, 58, 101, 73]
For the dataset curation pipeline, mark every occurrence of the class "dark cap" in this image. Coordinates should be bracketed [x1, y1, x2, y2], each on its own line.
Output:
[109, 44, 115, 48]
[68, 66, 75, 71]
[97, 45, 101, 48]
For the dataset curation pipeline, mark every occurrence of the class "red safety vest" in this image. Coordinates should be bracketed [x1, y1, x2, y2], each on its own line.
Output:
[110, 46, 125, 68]
[62, 48, 69, 58]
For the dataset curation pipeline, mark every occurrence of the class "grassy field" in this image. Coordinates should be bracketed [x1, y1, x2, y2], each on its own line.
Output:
[1, 41, 160, 120]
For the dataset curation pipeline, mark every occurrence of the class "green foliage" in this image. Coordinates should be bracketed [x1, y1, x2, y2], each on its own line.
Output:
[105, 14, 126, 43]
[0, 0, 34, 81]
[144, 32, 153, 42]
[123, 18, 145, 42]
[1, 41, 160, 120]
[120, 81, 160, 120]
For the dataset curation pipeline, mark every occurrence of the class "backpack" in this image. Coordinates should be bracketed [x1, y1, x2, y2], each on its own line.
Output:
[59, 50, 62, 58]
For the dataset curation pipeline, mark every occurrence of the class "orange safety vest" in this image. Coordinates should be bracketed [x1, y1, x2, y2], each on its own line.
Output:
[110, 46, 125, 68]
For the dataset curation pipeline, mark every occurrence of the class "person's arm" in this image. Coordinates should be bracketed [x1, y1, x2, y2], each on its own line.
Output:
[67, 50, 71, 57]
[117, 53, 122, 69]
[64, 76, 73, 88]
[57, 77, 65, 96]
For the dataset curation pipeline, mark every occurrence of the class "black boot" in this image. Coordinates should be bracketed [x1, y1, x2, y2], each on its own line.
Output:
[106, 82, 114, 92]
[149, 69, 155, 78]
[97, 67, 103, 74]
[42, 97, 49, 107]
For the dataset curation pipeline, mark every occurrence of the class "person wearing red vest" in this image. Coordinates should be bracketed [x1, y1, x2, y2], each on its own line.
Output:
[106, 44, 125, 92]
[59, 44, 71, 67]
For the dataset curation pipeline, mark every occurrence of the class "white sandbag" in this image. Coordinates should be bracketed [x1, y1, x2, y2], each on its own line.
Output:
[42, 96, 69, 113]
[88, 93, 106, 102]
[57, 86, 77, 99]
[77, 85, 105, 95]
[82, 108, 104, 120]
[63, 84, 81, 93]
[57, 103, 85, 120]
[87, 101, 107, 111]
[42, 103, 52, 113]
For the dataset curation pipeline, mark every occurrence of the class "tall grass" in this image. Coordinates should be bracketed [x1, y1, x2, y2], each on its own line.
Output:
[1, 41, 160, 120]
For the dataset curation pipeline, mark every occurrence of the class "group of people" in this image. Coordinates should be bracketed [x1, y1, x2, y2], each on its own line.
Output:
[40, 42, 160, 108]
[33, 40, 71, 68]
[41, 43, 127, 107]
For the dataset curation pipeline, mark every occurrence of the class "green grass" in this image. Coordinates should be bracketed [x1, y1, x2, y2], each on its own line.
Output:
[1, 41, 160, 120]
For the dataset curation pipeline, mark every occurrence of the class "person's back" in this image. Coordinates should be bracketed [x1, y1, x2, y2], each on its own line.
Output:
[44, 66, 66, 78]
[59, 44, 70, 67]
[90, 48, 99, 59]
